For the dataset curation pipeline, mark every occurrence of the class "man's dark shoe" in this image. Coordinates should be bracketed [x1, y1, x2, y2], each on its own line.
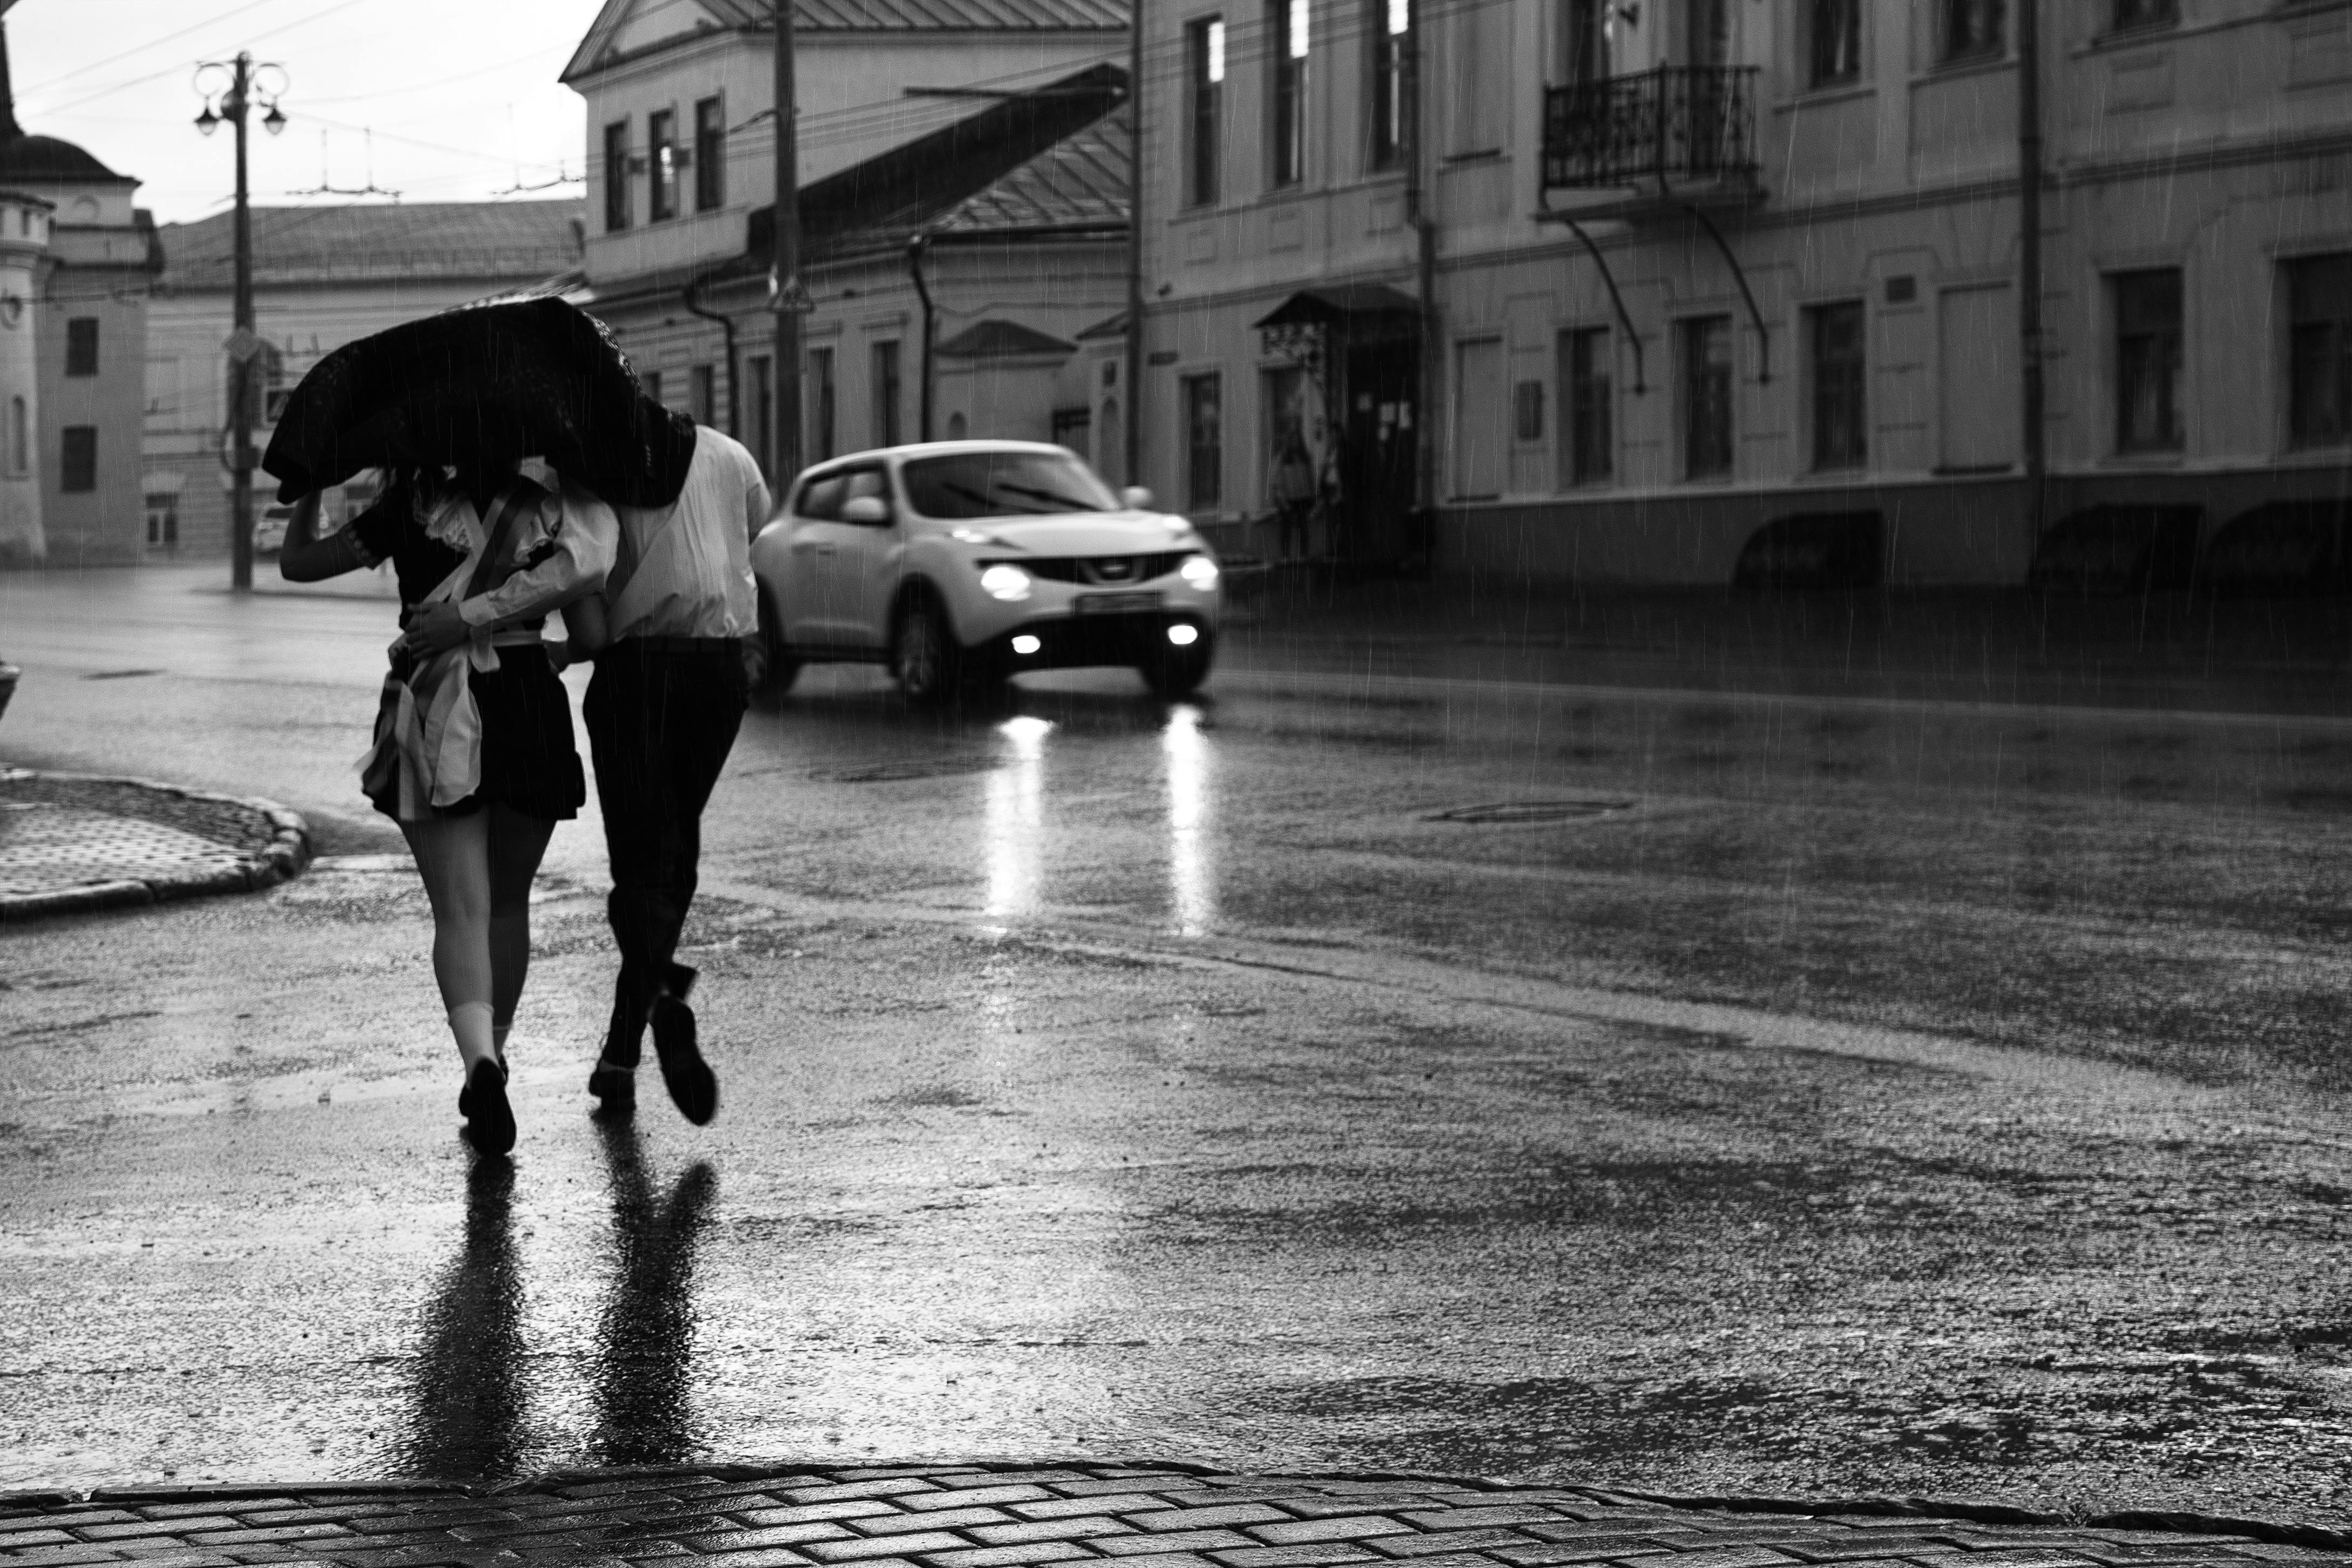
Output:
[463, 1058, 516, 1155]
[587, 1060, 637, 1117]
[650, 993, 717, 1125]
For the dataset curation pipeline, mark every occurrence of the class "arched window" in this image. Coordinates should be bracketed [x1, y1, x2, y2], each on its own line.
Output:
[9, 397, 25, 475]
[945, 411, 968, 441]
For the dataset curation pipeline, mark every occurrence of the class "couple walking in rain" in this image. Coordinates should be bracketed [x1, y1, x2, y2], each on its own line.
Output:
[269, 297, 765, 1155]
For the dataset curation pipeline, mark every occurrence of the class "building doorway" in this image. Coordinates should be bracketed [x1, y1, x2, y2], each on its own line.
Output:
[1251, 285, 1423, 569]
[1339, 332, 1420, 566]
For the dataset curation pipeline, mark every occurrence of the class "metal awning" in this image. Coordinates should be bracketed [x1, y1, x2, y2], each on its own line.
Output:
[1251, 284, 1420, 330]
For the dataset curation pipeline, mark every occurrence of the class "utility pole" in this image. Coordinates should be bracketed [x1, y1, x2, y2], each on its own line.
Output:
[1123, 3, 1143, 486]
[772, 0, 805, 488]
[1404, 0, 1437, 569]
[195, 52, 285, 591]
[2017, 0, 2047, 549]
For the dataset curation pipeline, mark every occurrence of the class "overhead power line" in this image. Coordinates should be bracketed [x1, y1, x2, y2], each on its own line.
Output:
[15, 0, 286, 95]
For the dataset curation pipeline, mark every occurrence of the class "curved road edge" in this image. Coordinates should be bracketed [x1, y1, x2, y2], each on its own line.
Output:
[0, 767, 312, 924]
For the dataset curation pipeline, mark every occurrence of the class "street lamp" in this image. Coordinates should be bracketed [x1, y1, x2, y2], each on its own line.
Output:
[193, 52, 288, 591]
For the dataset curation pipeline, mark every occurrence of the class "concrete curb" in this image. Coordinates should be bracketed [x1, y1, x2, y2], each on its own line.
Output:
[0, 768, 311, 923]
[3, 1459, 2346, 1551]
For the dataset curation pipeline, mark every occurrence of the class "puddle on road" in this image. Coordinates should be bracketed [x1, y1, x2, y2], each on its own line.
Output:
[1426, 799, 1638, 825]
[807, 757, 1002, 783]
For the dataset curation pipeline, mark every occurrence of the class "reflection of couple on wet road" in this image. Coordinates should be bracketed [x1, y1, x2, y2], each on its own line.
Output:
[398, 1126, 715, 1476]
[268, 299, 766, 1154]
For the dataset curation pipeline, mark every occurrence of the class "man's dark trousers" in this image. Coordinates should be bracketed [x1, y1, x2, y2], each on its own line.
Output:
[583, 639, 748, 1066]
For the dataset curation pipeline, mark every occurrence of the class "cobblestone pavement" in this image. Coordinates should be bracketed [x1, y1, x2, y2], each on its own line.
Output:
[0, 803, 252, 894]
[0, 771, 307, 920]
[3, 1466, 2347, 1568]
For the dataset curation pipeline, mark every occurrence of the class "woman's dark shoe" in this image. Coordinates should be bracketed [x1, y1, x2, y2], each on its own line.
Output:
[587, 1060, 636, 1117]
[650, 993, 717, 1126]
[463, 1057, 517, 1155]
[457, 1053, 509, 1118]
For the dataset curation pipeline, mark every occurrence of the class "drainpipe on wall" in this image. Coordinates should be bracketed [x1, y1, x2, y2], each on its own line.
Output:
[2017, 0, 2047, 552]
[907, 232, 935, 443]
[1405, 0, 1439, 572]
[681, 266, 739, 438]
[1125, 8, 1145, 486]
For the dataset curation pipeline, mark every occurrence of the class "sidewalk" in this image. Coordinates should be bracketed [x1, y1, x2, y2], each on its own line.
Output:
[1220, 570, 2352, 718]
[0, 769, 309, 922]
[3, 1464, 2346, 1568]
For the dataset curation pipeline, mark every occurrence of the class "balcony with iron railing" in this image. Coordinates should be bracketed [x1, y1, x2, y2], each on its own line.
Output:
[1540, 65, 1762, 206]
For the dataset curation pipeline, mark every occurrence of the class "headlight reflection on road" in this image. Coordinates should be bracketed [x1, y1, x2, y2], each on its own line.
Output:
[984, 716, 1052, 920]
[1164, 705, 1213, 936]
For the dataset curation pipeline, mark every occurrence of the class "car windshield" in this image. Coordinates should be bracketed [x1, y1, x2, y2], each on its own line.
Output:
[900, 451, 1119, 519]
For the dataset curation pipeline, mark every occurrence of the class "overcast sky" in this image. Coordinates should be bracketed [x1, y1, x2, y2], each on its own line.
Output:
[11, 0, 604, 225]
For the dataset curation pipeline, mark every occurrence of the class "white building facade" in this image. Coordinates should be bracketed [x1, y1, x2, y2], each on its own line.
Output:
[1131, 0, 2352, 585]
[562, 0, 1132, 472]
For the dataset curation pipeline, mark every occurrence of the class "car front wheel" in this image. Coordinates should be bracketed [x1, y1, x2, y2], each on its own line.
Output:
[892, 593, 963, 706]
[1140, 627, 1215, 699]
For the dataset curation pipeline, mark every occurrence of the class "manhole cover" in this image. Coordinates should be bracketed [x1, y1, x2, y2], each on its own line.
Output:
[809, 757, 1001, 783]
[1425, 798, 1635, 824]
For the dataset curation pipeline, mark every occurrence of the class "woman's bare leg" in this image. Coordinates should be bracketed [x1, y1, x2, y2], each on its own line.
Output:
[486, 803, 558, 1049]
[398, 813, 498, 1072]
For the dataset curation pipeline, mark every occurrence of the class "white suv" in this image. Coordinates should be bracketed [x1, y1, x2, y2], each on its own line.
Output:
[748, 441, 1222, 702]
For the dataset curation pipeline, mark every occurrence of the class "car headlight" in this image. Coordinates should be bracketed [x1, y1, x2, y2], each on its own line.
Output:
[1179, 553, 1219, 589]
[979, 563, 1033, 601]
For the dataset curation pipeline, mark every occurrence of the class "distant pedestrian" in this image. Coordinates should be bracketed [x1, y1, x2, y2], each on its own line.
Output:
[280, 462, 617, 1155]
[1269, 429, 1318, 563]
[552, 423, 767, 1127]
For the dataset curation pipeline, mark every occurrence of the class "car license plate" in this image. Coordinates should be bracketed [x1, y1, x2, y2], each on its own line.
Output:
[1074, 591, 1163, 615]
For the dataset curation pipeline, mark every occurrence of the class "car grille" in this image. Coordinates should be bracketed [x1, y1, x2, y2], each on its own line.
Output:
[996, 551, 1193, 585]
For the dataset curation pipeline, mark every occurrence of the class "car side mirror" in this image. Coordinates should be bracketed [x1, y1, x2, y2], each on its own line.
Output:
[842, 495, 891, 525]
[1120, 486, 1153, 510]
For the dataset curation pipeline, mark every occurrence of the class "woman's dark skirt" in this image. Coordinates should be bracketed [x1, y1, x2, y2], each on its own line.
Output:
[366, 645, 586, 822]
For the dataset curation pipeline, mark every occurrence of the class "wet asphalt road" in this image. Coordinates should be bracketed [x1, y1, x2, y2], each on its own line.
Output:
[5, 567, 2352, 1521]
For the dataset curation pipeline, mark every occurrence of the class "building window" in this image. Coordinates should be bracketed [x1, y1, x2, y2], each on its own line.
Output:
[62, 425, 97, 492]
[145, 492, 178, 547]
[2114, 267, 2184, 453]
[1370, 0, 1407, 170]
[1560, 326, 1612, 486]
[648, 108, 678, 222]
[1182, 371, 1222, 511]
[1269, 0, 1307, 188]
[871, 340, 901, 447]
[1680, 316, 1734, 478]
[65, 317, 98, 376]
[748, 354, 773, 477]
[1558, 0, 1607, 85]
[1942, 0, 2004, 62]
[1810, 0, 1862, 86]
[694, 96, 725, 211]
[603, 120, 630, 232]
[2289, 255, 2351, 448]
[7, 396, 22, 474]
[809, 346, 836, 461]
[1809, 300, 1867, 470]
[2111, 0, 2177, 30]
[1187, 16, 1225, 206]
[1453, 337, 1505, 498]
[690, 363, 715, 427]
[644, 369, 663, 405]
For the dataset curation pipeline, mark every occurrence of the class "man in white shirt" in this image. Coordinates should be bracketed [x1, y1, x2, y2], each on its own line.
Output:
[579, 423, 768, 1125]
